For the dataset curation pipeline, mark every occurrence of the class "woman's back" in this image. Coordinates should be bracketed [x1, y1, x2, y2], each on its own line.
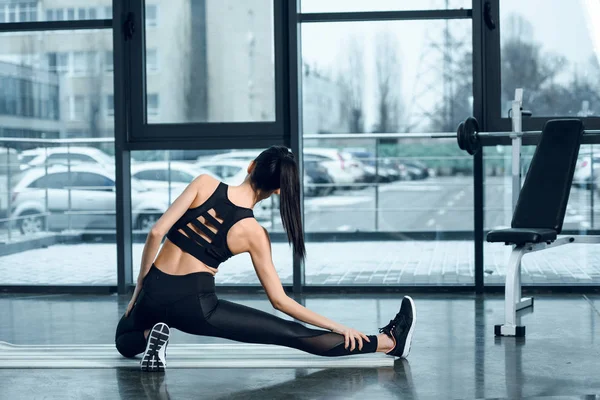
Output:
[154, 175, 258, 276]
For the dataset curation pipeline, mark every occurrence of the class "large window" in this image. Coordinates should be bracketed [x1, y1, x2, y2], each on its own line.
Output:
[499, 0, 600, 117]
[143, 0, 275, 124]
[0, 27, 115, 286]
[301, 18, 473, 286]
[484, 144, 600, 286]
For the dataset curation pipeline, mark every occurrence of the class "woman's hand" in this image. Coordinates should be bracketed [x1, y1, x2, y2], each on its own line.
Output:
[331, 324, 371, 351]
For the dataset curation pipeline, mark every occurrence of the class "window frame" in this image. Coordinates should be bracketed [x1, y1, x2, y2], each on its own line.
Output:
[126, 0, 289, 150]
[482, 0, 600, 142]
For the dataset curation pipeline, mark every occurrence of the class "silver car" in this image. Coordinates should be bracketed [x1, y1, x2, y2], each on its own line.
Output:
[10, 165, 174, 234]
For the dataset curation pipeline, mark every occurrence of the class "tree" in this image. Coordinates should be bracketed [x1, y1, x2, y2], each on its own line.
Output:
[501, 14, 568, 115]
[372, 30, 403, 133]
[338, 37, 365, 133]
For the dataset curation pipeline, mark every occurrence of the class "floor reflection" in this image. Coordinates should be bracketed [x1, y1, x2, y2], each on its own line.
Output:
[114, 359, 418, 400]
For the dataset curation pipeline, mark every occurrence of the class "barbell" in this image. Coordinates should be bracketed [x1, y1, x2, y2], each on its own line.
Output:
[455, 117, 600, 155]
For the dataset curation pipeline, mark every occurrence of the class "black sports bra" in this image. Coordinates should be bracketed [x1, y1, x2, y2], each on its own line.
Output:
[166, 182, 254, 268]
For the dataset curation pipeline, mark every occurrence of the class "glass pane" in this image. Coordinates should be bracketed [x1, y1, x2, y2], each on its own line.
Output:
[145, 0, 275, 123]
[130, 149, 289, 284]
[302, 20, 473, 134]
[301, 0, 470, 13]
[500, 0, 600, 117]
[0, 29, 116, 285]
[301, 20, 473, 286]
[484, 144, 600, 285]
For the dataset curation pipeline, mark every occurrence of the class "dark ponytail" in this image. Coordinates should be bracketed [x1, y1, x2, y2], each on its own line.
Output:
[279, 155, 306, 261]
[250, 146, 306, 261]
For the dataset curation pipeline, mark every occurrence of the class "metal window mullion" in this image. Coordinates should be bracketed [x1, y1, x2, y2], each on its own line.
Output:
[114, 0, 134, 294]
[284, 0, 304, 295]
[299, 9, 472, 23]
[0, 19, 112, 32]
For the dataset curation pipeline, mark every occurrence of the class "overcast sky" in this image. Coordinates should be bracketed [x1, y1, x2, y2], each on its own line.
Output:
[300, 0, 599, 130]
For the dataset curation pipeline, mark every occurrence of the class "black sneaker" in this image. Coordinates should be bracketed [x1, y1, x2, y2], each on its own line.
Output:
[379, 296, 416, 358]
[140, 322, 170, 372]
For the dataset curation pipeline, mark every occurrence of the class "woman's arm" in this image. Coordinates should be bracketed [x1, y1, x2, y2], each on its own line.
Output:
[248, 224, 352, 334]
[126, 174, 208, 315]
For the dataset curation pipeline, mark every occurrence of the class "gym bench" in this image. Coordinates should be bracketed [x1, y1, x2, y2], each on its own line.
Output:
[486, 119, 595, 336]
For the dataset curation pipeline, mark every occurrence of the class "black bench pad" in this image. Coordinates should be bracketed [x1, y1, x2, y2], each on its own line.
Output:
[486, 228, 557, 244]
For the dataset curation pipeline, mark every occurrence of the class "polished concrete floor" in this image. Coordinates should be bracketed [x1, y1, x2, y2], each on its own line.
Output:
[0, 292, 599, 399]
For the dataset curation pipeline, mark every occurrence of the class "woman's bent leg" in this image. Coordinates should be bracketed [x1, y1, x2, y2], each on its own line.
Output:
[174, 295, 378, 357]
[115, 313, 147, 358]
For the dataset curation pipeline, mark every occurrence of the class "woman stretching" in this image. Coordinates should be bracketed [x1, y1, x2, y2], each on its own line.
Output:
[115, 146, 417, 371]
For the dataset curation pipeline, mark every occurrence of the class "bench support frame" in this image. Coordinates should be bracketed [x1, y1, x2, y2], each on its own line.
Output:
[495, 235, 600, 337]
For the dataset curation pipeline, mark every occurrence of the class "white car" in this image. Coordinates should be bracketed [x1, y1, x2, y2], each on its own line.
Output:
[19, 147, 115, 171]
[195, 159, 275, 221]
[573, 155, 600, 189]
[303, 148, 363, 188]
[132, 162, 217, 193]
[10, 165, 176, 234]
[202, 150, 261, 163]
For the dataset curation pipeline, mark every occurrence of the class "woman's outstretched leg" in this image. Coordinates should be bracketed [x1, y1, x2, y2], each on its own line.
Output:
[172, 293, 415, 357]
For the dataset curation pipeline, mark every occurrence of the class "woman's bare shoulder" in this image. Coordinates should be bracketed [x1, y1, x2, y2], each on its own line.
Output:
[188, 174, 221, 208]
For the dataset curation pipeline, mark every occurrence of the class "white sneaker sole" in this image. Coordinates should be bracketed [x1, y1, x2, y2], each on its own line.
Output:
[401, 296, 417, 358]
[140, 323, 170, 372]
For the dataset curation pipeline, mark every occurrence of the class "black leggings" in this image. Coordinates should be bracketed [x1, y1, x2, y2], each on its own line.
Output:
[115, 265, 378, 358]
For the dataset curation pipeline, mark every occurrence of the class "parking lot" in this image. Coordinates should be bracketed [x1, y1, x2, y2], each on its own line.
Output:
[1, 146, 600, 286]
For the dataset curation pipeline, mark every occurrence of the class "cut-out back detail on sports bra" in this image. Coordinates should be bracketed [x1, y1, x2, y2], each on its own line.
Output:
[166, 182, 254, 268]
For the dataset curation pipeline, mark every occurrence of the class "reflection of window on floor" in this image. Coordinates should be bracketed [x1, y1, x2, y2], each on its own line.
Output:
[146, 4, 158, 27]
[146, 49, 159, 73]
[70, 96, 86, 121]
[147, 94, 159, 118]
[106, 95, 114, 118]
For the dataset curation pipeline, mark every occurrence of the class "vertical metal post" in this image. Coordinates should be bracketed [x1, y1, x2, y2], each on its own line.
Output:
[6, 147, 12, 242]
[167, 150, 172, 206]
[590, 147, 594, 229]
[510, 89, 523, 214]
[44, 145, 49, 232]
[472, 0, 486, 294]
[67, 142, 72, 231]
[510, 89, 523, 301]
[375, 139, 380, 231]
[285, 0, 304, 295]
[115, 0, 134, 294]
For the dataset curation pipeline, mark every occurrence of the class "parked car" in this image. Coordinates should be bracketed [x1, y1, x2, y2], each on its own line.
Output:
[195, 159, 274, 220]
[401, 160, 430, 180]
[18, 147, 115, 171]
[573, 155, 600, 189]
[303, 148, 363, 189]
[304, 157, 335, 196]
[203, 150, 261, 163]
[345, 150, 404, 183]
[10, 165, 175, 234]
[131, 162, 217, 192]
